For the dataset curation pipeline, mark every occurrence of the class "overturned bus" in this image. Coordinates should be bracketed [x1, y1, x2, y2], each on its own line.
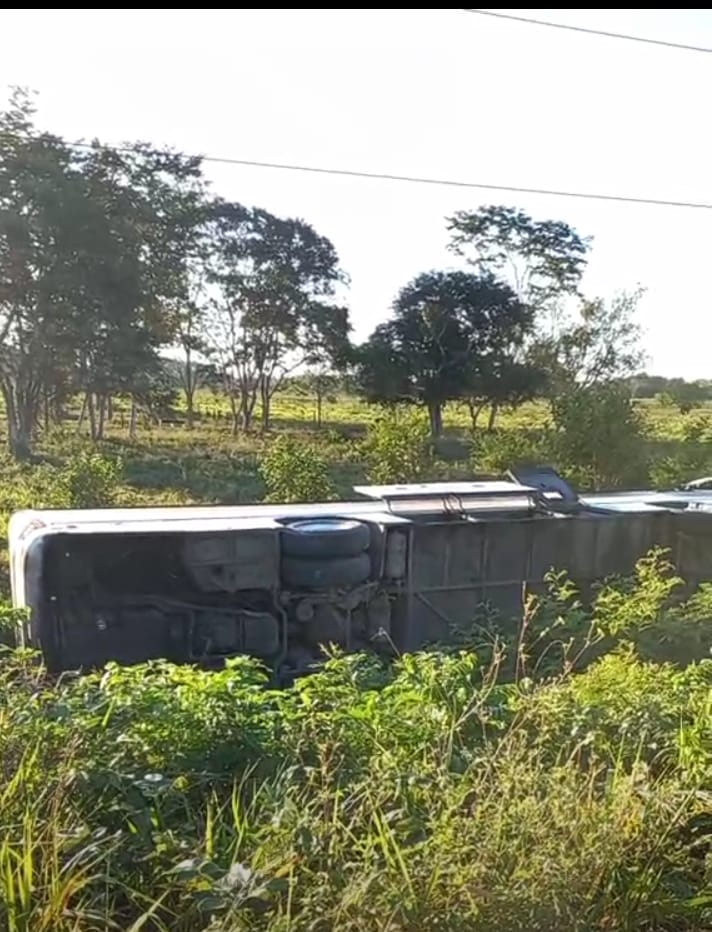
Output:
[8, 466, 712, 679]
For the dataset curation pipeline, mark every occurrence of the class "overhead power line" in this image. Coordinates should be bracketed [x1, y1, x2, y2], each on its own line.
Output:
[78, 140, 712, 211]
[459, 9, 712, 55]
[10, 133, 712, 211]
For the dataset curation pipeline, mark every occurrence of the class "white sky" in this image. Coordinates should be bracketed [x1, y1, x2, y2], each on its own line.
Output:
[1, 8, 710, 377]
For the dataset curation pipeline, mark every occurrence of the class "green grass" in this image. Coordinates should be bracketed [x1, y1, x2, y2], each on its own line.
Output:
[2, 390, 711, 512]
[0, 565, 709, 930]
[0, 393, 710, 929]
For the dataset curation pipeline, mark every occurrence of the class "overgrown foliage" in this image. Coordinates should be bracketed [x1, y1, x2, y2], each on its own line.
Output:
[0, 86, 673, 470]
[356, 270, 538, 437]
[361, 408, 432, 483]
[260, 434, 337, 503]
[551, 382, 649, 488]
[0, 552, 709, 931]
[1, 85, 712, 932]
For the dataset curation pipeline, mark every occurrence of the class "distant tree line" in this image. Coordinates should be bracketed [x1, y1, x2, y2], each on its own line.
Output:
[1, 87, 659, 458]
[628, 375, 712, 411]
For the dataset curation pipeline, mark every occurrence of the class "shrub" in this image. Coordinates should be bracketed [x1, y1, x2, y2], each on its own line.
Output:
[362, 407, 431, 483]
[649, 412, 712, 489]
[0, 599, 28, 647]
[260, 434, 336, 503]
[551, 383, 648, 489]
[471, 427, 554, 476]
[0, 608, 708, 931]
[31, 449, 124, 508]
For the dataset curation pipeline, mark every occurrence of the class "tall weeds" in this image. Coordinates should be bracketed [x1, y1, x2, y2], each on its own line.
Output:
[0, 551, 709, 931]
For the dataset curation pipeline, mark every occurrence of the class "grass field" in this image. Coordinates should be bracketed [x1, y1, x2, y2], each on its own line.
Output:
[1, 391, 710, 510]
[0, 392, 710, 931]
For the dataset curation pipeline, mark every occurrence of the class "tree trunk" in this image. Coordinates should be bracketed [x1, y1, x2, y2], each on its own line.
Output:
[427, 402, 443, 438]
[185, 386, 195, 429]
[52, 397, 64, 425]
[184, 347, 195, 429]
[129, 400, 138, 440]
[3, 382, 36, 460]
[466, 399, 486, 431]
[261, 394, 271, 431]
[87, 392, 97, 442]
[238, 388, 256, 431]
[228, 393, 239, 436]
[487, 402, 500, 432]
[315, 387, 323, 429]
[96, 394, 107, 441]
[8, 421, 32, 460]
[260, 378, 271, 431]
[77, 394, 88, 433]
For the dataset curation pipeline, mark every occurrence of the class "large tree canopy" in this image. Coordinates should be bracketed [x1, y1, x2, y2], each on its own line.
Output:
[445, 204, 646, 406]
[0, 87, 353, 452]
[206, 202, 351, 431]
[446, 204, 592, 306]
[0, 88, 217, 453]
[356, 269, 537, 436]
[0, 85, 649, 460]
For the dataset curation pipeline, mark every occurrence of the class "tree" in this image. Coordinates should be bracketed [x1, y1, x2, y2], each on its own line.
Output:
[173, 298, 211, 429]
[466, 358, 548, 431]
[0, 87, 211, 454]
[551, 382, 648, 489]
[76, 142, 211, 437]
[208, 202, 351, 432]
[150, 181, 216, 431]
[629, 373, 672, 400]
[446, 204, 592, 306]
[292, 367, 341, 428]
[127, 359, 179, 437]
[356, 270, 535, 437]
[0, 88, 90, 456]
[445, 205, 591, 427]
[531, 288, 646, 396]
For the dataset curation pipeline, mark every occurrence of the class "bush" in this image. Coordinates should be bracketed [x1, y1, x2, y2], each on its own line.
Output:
[649, 412, 712, 489]
[470, 387, 650, 491]
[362, 407, 431, 483]
[471, 427, 554, 476]
[551, 383, 648, 489]
[260, 434, 337, 503]
[0, 584, 708, 931]
[31, 449, 124, 508]
[0, 599, 28, 647]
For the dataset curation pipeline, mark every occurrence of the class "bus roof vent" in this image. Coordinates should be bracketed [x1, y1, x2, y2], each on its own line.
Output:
[352, 480, 537, 515]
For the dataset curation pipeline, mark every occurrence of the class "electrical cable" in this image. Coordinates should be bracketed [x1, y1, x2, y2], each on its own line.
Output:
[459, 9, 712, 55]
[11, 135, 711, 212]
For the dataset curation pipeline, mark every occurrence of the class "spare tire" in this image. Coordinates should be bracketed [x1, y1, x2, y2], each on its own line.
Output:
[281, 518, 371, 559]
[282, 553, 372, 590]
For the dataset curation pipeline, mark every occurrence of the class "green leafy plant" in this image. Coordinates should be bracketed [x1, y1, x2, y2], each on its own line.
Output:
[0, 600, 28, 647]
[551, 383, 648, 489]
[30, 450, 124, 509]
[471, 426, 554, 476]
[361, 407, 432, 483]
[649, 412, 712, 489]
[260, 434, 337, 503]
